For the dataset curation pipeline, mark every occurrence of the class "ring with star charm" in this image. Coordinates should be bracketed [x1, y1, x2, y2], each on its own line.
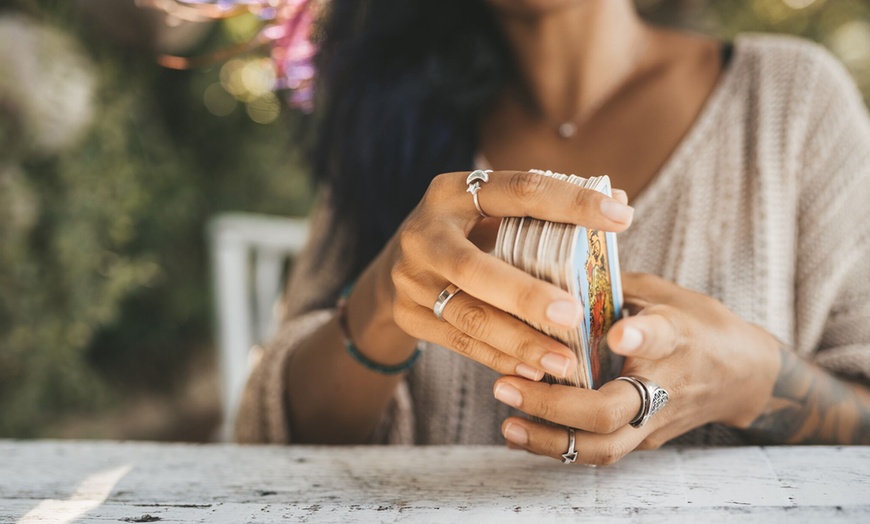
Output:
[466, 169, 491, 218]
[562, 427, 578, 464]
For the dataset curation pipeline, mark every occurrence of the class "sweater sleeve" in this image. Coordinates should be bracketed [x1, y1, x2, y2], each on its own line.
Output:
[234, 193, 416, 444]
[793, 44, 870, 382]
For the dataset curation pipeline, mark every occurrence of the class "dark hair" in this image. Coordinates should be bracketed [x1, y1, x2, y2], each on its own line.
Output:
[310, 0, 514, 281]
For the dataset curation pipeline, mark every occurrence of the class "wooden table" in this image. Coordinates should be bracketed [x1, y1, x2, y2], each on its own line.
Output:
[2, 441, 868, 523]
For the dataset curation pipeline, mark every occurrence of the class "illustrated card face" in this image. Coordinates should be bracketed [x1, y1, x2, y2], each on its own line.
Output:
[568, 226, 591, 387]
[586, 227, 617, 388]
[586, 177, 625, 388]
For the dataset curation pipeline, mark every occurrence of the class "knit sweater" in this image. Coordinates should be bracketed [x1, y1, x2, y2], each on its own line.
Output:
[235, 34, 870, 446]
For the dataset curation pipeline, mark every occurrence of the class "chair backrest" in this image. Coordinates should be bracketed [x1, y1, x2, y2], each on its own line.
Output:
[208, 213, 309, 441]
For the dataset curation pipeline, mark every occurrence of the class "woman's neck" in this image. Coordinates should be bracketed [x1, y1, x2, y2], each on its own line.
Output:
[492, 0, 648, 126]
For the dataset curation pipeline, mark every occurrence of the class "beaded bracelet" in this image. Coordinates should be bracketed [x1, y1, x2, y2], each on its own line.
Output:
[336, 284, 422, 375]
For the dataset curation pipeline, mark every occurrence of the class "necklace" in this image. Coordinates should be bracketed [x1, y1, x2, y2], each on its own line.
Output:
[546, 37, 648, 140]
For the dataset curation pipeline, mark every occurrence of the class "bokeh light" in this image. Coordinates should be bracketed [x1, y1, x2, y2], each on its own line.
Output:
[245, 91, 281, 124]
[203, 82, 237, 116]
[782, 0, 821, 10]
[217, 56, 278, 123]
[828, 20, 870, 68]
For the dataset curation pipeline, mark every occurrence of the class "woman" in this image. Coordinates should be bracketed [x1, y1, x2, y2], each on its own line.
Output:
[236, 0, 870, 463]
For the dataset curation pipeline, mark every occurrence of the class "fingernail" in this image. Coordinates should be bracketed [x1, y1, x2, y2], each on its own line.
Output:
[541, 352, 572, 378]
[618, 326, 643, 353]
[546, 300, 581, 327]
[494, 382, 523, 407]
[503, 422, 529, 445]
[612, 189, 628, 203]
[600, 198, 634, 224]
[515, 363, 544, 381]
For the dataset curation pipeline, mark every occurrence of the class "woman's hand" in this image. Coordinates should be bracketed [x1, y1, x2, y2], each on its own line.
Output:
[356, 170, 634, 381]
[492, 273, 781, 465]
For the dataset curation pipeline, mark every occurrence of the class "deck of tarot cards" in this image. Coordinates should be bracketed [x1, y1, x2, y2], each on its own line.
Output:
[494, 169, 625, 389]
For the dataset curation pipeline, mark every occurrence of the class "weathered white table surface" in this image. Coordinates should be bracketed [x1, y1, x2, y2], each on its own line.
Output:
[1, 441, 868, 523]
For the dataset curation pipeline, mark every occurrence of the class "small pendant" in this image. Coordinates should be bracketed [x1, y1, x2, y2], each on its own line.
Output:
[558, 122, 577, 139]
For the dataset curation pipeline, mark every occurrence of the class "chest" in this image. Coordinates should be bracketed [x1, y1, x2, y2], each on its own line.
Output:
[478, 63, 721, 203]
[616, 129, 799, 345]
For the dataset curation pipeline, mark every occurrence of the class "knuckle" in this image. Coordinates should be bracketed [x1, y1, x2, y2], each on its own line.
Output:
[637, 436, 665, 450]
[592, 401, 626, 434]
[512, 337, 537, 363]
[571, 187, 596, 210]
[508, 171, 546, 200]
[397, 224, 423, 255]
[447, 329, 474, 354]
[456, 335, 507, 373]
[456, 303, 489, 338]
[595, 441, 629, 467]
[427, 173, 452, 197]
[515, 282, 540, 316]
[527, 384, 557, 420]
[533, 397, 556, 422]
[481, 350, 508, 373]
[644, 304, 683, 347]
[389, 261, 412, 289]
[425, 172, 464, 205]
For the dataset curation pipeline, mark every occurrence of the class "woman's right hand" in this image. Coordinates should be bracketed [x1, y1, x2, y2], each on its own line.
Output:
[356, 170, 634, 381]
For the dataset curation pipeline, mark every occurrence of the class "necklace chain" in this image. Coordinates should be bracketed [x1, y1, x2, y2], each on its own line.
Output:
[547, 37, 648, 139]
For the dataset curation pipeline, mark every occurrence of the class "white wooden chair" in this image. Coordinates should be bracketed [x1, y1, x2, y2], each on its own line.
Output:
[208, 213, 309, 441]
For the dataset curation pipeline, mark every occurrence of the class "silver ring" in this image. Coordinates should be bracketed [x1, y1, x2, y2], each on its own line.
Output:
[562, 427, 578, 464]
[466, 170, 492, 218]
[433, 285, 461, 321]
[615, 376, 669, 428]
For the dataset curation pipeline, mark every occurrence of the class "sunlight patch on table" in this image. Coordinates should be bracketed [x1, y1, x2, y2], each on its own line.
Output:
[17, 464, 132, 524]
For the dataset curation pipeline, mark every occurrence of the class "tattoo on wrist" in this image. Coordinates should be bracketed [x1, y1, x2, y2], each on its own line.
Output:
[745, 346, 870, 445]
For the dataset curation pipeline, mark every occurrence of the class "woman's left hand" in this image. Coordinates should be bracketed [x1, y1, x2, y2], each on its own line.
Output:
[493, 272, 781, 465]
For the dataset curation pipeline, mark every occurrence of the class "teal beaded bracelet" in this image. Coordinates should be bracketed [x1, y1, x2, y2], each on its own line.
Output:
[336, 284, 422, 375]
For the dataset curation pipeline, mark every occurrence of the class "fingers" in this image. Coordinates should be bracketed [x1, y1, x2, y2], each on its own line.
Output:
[500, 372, 672, 464]
[395, 302, 537, 379]
[438, 292, 578, 379]
[492, 376, 643, 433]
[496, 369, 674, 464]
[429, 171, 634, 232]
[398, 170, 635, 335]
[396, 277, 578, 378]
[607, 306, 681, 360]
[417, 237, 584, 330]
[501, 417, 647, 466]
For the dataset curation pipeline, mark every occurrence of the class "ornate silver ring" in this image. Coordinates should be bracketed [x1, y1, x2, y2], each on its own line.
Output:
[615, 376, 669, 428]
[466, 169, 492, 218]
[433, 285, 461, 321]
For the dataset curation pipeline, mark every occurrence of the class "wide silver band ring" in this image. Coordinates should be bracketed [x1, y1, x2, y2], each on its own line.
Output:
[433, 285, 461, 321]
[615, 376, 669, 428]
[466, 170, 492, 218]
[562, 427, 578, 464]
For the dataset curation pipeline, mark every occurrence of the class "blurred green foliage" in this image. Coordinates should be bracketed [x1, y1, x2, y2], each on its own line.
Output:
[0, 0, 867, 438]
[1, 1, 311, 436]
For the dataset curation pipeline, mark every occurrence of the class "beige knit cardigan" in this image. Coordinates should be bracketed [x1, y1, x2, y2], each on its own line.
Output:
[235, 34, 870, 446]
